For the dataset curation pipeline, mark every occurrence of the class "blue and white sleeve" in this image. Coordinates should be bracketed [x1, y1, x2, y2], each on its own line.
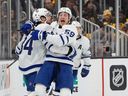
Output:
[45, 34, 70, 47]
[43, 40, 69, 55]
[81, 37, 91, 66]
[15, 35, 26, 55]
[44, 25, 78, 47]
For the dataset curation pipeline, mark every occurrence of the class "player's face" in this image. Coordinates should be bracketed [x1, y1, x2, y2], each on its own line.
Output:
[46, 16, 53, 24]
[40, 16, 47, 23]
[58, 12, 70, 26]
[77, 27, 82, 34]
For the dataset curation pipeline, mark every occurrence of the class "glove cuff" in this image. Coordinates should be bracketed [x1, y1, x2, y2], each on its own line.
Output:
[83, 64, 91, 67]
[83, 64, 91, 70]
[38, 31, 47, 41]
[25, 20, 34, 27]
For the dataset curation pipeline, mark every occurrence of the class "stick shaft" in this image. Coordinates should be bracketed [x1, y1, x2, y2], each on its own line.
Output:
[7, 59, 18, 68]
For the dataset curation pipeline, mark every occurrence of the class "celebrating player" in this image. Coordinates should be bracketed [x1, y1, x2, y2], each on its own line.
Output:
[29, 7, 78, 96]
[15, 8, 54, 95]
[71, 21, 91, 94]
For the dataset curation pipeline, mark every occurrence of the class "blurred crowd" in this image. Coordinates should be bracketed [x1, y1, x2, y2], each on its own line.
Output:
[12, 0, 128, 33]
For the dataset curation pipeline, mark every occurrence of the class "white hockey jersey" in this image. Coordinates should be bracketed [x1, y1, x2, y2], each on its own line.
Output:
[44, 22, 77, 47]
[34, 23, 70, 57]
[15, 34, 46, 75]
[73, 35, 91, 69]
[16, 22, 76, 74]
[44, 21, 78, 65]
[15, 23, 53, 75]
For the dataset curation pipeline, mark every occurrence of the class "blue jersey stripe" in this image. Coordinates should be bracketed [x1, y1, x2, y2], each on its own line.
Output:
[66, 36, 69, 44]
[68, 48, 76, 59]
[60, 35, 65, 45]
[46, 54, 72, 61]
[48, 44, 53, 50]
[19, 64, 42, 71]
[44, 42, 48, 46]
[81, 56, 91, 59]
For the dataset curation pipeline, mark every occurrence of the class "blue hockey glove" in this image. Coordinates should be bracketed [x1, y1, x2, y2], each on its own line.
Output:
[31, 30, 40, 40]
[38, 31, 47, 41]
[81, 65, 91, 77]
[20, 20, 34, 35]
[31, 30, 47, 40]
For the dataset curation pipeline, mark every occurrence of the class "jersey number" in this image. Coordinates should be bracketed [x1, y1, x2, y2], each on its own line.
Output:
[65, 29, 75, 37]
[23, 37, 33, 55]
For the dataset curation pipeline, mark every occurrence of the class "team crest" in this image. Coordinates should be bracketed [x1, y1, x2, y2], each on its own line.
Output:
[112, 68, 124, 87]
[110, 65, 127, 90]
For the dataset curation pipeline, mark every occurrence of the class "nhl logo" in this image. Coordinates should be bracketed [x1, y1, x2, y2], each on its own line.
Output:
[110, 65, 127, 90]
[112, 69, 124, 87]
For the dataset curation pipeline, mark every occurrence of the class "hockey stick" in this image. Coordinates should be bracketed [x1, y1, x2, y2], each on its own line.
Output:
[7, 59, 18, 68]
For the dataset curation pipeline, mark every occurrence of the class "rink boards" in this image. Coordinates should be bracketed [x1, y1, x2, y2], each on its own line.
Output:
[0, 58, 128, 96]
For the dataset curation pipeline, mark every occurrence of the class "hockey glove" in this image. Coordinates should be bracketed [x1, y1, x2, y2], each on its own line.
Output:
[31, 30, 47, 40]
[31, 30, 40, 40]
[81, 65, 91, 77]
[20, 20, 34, 35]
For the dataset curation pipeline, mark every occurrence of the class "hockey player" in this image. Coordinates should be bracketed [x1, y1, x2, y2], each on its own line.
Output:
[52, 21, 92, 95]
[28, 7, 78, 96]
[15, 8, 54, 95]
[18, 7, 77, 96]
[15, 20, 46, 95]
[46, 11, 53, 24]
[71, 21, 91, 93]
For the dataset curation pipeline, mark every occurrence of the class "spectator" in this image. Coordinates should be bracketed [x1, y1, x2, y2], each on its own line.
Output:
[31, 0, 42, 9]
[20, 0, 42, 20]
[111, 11, 126, 31]
[124, 20, 128, 34]
[102, 9, 114, 26]
[44, 0, 57, 15]
[121, 0, 128, 17]
[64, 0, 80, 18]
[91, 22, 105, 57]
[105, 0, 115, 12]
[118, 11, 126, 30]
[91, 22, 112, 57]
[83, 0, 98, 24]
[20, 0, 27, 12]
[1, 0, 7, 18]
